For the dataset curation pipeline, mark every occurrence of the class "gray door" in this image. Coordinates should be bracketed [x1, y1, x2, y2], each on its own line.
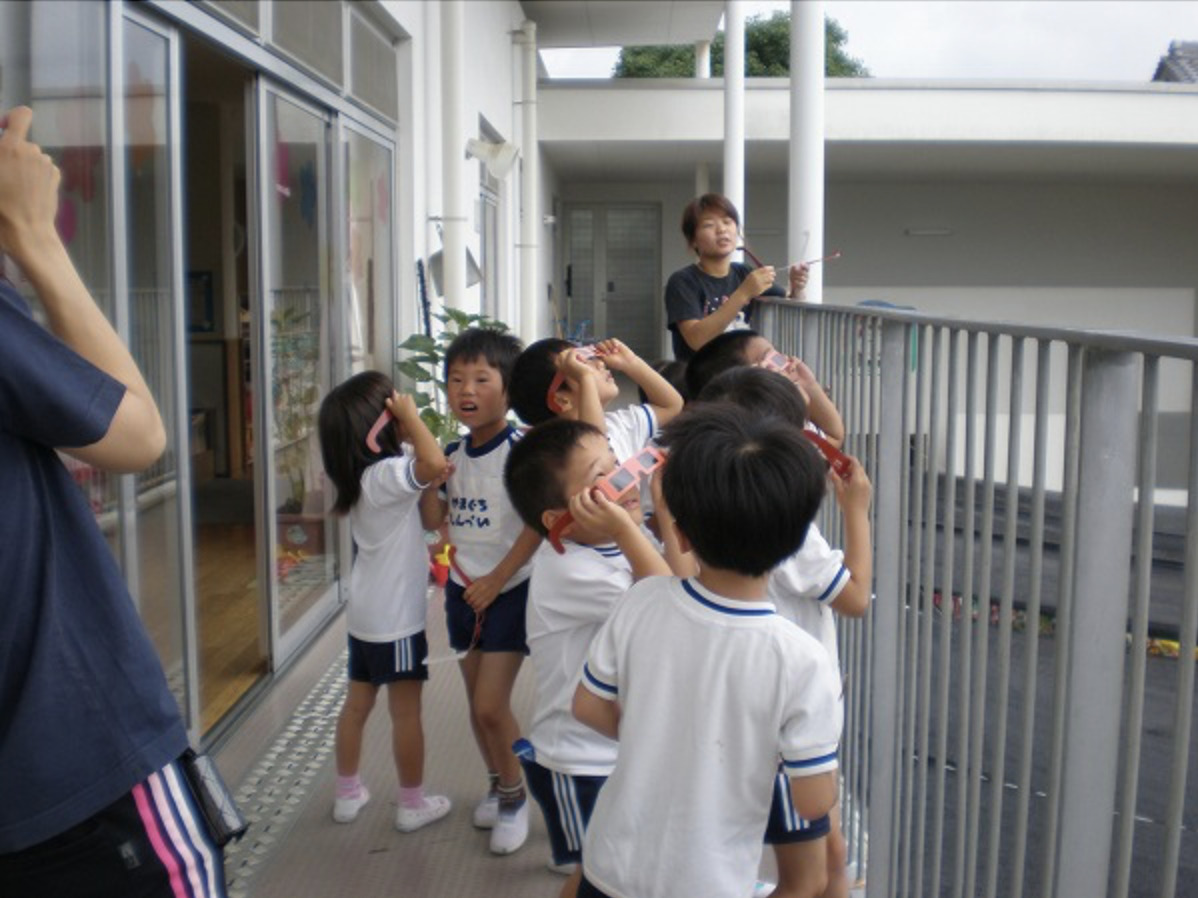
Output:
[563, 204, 660, 363]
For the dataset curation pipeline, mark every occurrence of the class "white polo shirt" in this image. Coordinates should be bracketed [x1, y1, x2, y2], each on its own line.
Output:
[526, 540, 632, 776]
[768, 522, 848, 670]
[347, 453, 431, 642]
[605, 404, 656, 464]
[580, 576, 841, 898]
[443, 424, 531, 589]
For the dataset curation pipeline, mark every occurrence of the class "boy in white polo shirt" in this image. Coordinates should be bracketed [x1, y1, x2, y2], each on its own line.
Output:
[573, 404, 843, 898]
[698, 366, 873, 898]
[504, 418, 671, 896]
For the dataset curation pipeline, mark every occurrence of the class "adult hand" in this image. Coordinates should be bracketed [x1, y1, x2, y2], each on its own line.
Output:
[0, 107, 61, 260]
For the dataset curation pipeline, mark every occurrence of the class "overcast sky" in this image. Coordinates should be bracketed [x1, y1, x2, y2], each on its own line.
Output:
[540, 1, 1198, 82]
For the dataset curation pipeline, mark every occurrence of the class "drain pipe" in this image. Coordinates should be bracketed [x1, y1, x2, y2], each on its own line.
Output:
[695, 38, 711, 197]
[517, 20, 539, 342]
[440, 0, 467, 308]
[789, 0, 825, 302]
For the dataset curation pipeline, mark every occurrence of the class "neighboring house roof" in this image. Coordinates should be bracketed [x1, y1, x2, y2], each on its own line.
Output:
[1153, 41, 1198, 82]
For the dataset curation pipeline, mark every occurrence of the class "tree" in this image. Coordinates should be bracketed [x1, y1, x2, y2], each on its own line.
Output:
[613, 12, 869, 78]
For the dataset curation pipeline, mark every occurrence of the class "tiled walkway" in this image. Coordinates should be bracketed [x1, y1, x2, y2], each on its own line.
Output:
[214, 588, 862, 897]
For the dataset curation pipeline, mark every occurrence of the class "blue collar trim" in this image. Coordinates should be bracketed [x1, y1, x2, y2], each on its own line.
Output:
[681, 579, 774, 617]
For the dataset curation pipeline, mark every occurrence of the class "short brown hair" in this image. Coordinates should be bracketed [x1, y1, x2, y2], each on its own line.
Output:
[680, 193, 741, 250]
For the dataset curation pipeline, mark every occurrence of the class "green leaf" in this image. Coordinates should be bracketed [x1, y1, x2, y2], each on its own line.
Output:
[398, 334, 438, 353]
[395, 359, 432, 382]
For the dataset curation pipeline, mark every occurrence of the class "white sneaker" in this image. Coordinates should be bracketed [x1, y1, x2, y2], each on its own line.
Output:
[332, 787, 370, 823]
[395, 795, 452, 833]
[489, 801, 529, 855]
[547, 859, 578, 875]
[472, 793, 499, 829]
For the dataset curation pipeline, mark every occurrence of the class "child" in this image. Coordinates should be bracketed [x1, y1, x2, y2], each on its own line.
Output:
[664, 193, 809, 361]
[317, 372, 451, 833]
[418, 327, 542, 855]
[698, 366, 873, 898]
[573, 404, 842, 898]
[686, 328, 845, 448]
[509, 337, 683, 464]
[505, 419, 671, 895]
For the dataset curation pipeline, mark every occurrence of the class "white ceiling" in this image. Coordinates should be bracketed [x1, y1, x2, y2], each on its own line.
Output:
[519, 0, 724, 48]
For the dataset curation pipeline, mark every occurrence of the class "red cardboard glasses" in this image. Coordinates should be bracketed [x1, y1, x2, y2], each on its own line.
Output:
[547, 446, 666, 553]
[546, 343, 611, 414]
[365, 409, 394, 453]
[802, 428, 854, 481]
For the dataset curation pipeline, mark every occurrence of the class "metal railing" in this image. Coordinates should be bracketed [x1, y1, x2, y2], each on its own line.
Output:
[758, 300, 1197, 898]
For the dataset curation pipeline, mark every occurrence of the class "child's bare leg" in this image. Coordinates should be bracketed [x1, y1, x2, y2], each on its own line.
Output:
[471, 651, 526, 787]
[386, 680, 424, 787]
[458, 651, 495, 771]
[819, 806, 849, 898]
[559, 867, 582, 898]
[771, 838, 828, 898]
[336, 680, 380, 775]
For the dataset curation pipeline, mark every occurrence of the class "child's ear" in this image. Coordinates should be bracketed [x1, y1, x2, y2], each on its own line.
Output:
[542, 507, 567, 534]
[552, 388, 572, 414]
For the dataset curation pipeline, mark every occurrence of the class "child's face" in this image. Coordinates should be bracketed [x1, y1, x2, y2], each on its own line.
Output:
[741, 336, 776, 367]
[583, 355, 620, 406]
[447, 357, 508, 433]
[559, 432, 643, 537]
[692, 210, 739, 259]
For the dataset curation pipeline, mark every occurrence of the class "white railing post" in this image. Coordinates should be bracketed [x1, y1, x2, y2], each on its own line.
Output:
[1053, 348, 1139, 898]
[865, 319, 908, 898]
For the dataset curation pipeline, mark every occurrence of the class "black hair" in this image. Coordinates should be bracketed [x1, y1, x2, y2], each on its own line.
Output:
[504, 418, 606, 536]
[318, 370, 399, 515]
[680, 193, 741, 252]
[443, 327, 523, 393]
[684, 328, 762, 399]
[639, 358, 688, 405]
[658, 403, 825, 577]
[509, 337, 574, 426]
[696, 366, 808, 428]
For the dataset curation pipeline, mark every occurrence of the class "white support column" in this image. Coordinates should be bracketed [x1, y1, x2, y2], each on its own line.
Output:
[694, 38, 711, 78]
[695, 38, 711, 197]
[440, 0, 467, 308]
[723, 2, 745, 229]
[517, 20, 539, 343]
[789, 0, 825, 301]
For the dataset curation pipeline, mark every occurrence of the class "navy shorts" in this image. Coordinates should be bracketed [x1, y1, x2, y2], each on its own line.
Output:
[764, 768, 831, 844]
[445, 578, 529, 654]
[518, 750, 606, 866]
[347, 632, 429, 684]
[578, 874, 614, 898]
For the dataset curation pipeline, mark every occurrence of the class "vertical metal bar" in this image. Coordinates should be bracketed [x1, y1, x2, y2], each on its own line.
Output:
[1159, 363, 1198, 898]
[914, 326, 943, 898]
[859, 315, 880, 877]
[1054, 349, 1138, 898]
[1039, 345, 1083, 898]
[1011, 340, 1053, 898]
[985, 337, 1025, 897]
[951, 330, 980, 898]
[965, 332, 1000, 898]
[891, 321, 913, 898]
[1111, 355, 1156, 898]
[864, 320, 909, 898]
[930, 327, 960, 898]
[900, 326, 928, 897]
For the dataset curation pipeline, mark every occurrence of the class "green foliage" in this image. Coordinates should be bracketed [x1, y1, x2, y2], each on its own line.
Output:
[396, 308, 511, 445]
[613, 12, 869, 79]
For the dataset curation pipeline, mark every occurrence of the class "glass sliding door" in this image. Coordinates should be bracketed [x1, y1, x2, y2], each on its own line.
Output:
[344, 124, 394, 376]
[254, 83, 339, 662]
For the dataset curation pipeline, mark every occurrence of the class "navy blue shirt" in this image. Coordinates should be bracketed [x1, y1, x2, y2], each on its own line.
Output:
[0, 279, 188, 852]
[663, 262, 785, 362]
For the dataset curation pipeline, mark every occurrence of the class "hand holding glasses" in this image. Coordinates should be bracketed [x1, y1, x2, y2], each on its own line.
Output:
[546, 342, 612, 414]
[547, 446, 666, 553]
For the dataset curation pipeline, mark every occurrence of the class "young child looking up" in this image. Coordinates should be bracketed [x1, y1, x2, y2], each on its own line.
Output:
[418, 327, 541, 856]
[573, 404, 842, 898]
[317, 372, 451, 833]
[699, 366, 873, 898]
[509, 337, 683, 463]
[685, 328, 844, 448]
[664, 193, 809, 361]
[505, 419, 671, 896]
